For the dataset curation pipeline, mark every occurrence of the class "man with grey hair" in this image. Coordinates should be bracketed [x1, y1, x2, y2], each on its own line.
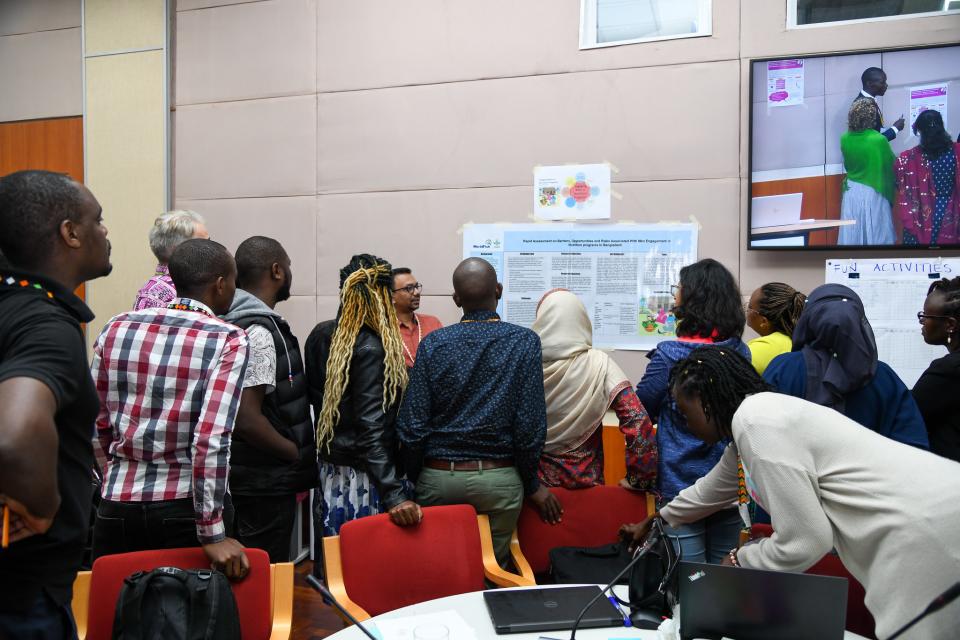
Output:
[133, 209, 209, 310]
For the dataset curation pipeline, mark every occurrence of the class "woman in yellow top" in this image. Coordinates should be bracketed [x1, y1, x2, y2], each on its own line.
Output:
[745, 282, 805, 374]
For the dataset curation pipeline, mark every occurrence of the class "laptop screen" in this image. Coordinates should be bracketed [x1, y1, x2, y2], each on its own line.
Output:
[678, 561, 847, 640]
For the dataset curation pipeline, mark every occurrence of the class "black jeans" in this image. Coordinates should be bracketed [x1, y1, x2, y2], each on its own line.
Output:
[232, 494, 297, 563]
[0, 589, 77, 640]
[92, 496, 234, 561]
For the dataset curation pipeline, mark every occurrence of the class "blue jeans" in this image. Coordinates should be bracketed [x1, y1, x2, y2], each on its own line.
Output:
[662, 507, 742, 564]
[0, 589, 77, 640]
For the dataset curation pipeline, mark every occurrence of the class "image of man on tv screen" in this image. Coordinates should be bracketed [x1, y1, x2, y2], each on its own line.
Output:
[854, 67, 905, 142]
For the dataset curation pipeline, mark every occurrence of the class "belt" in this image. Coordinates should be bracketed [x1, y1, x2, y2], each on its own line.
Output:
[423, 458, 514, 472]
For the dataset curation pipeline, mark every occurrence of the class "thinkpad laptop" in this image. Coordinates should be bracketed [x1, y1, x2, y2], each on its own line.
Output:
[483, 585, 625, 634]
[679, 561, 848, 640]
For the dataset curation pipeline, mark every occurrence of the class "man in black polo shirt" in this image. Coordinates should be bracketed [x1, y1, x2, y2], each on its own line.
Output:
[223, 236, 317, 562]
[0, 170, 111, 639]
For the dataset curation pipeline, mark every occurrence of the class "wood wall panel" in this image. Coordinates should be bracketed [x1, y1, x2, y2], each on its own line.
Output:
[0, 116, 83, 182]
[751, 174, 845, 246]
[0, 116, 85, 301]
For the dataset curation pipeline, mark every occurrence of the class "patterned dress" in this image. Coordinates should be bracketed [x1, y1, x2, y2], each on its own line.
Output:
[904, 149, 957, 245]
[537, 387, 657, 490]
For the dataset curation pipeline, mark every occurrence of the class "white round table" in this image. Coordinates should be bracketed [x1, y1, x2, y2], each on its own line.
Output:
[325, 584, 870, 639]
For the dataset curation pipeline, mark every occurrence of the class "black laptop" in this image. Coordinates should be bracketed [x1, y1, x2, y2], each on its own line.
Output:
[483, 585, 626, 634]
[679, 561, 848, 640]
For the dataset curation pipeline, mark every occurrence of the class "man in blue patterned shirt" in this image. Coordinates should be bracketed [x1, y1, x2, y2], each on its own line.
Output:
[397, 258, 562, 568]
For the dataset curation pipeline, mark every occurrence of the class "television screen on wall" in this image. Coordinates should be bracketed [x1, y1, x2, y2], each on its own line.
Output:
[748, 44, 960, 250]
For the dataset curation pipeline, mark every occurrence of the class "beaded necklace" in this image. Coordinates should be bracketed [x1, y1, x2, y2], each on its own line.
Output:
[167, 299, 214, 318]
[1, 275, 54, 299]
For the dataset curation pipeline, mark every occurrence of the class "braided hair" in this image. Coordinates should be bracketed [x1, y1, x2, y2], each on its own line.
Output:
[316, 254, 408, 451]
[928, 276, 960, 320]
[669, 346, 769, 439]
[755, 282, 806, 337]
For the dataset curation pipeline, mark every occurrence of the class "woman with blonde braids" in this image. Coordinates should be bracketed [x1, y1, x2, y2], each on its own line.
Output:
[304, 254, 421, 538]
[744, 282, 806, 375]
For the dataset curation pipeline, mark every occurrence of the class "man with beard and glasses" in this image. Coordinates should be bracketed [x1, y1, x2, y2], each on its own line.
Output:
[223, 236, 316, 561]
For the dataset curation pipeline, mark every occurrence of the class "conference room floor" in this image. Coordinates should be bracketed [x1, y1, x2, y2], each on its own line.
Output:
[292, 561, 345, 639]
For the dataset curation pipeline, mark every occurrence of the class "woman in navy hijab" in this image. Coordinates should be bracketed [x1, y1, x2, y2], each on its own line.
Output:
[763, 284, 928, 449]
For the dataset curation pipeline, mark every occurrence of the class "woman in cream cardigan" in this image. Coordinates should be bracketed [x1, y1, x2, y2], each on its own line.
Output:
[621, 346, 960, 640]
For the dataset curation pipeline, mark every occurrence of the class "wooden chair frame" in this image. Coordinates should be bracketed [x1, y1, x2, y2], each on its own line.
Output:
[71, 562, 295, 640]
[322, 513, 535, 623]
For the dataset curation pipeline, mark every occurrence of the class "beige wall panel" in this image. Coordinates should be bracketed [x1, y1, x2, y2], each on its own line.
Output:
[175, 94, 317, 199]
[85, 0, 164, 54]
[317, 61, 739, 194]
[316, 0, 739, 92]
[0, 29, 81, 121]
[275, 295, 316, 346]
[176, 0, 316, 105]
[741, 0, 960, 60]
[0, 0, 80, 36]
[316, 295, 338, 326]
[174, 195, 317, 296]
[316, 179, 739, 297]
[85, 51, 166, 332]
[178, 0, 267, 11]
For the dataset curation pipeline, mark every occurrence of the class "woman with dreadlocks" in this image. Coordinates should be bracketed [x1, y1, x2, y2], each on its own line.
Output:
[744, 282, 805, 375]
[304, 254, 421, 537]
[621, 346, 960, 640]
[913, 276, 960, 462]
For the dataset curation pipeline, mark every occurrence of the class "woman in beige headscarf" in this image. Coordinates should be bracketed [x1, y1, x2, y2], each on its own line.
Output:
[532, 289, 657, 489]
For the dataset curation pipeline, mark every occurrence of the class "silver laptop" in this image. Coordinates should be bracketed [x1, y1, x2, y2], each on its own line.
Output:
[751, 192, 803, 228]
[483, 585, 625, 634]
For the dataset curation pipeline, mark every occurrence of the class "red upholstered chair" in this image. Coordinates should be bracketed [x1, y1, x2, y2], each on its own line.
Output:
[513, 485, 657, 581]
[71, 547, 293, 640]
[323, 504, 533, 622]
[750, 523, 876, 639]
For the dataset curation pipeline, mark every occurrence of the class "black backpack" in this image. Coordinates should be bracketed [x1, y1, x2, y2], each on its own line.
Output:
[112, 567, 241, 640]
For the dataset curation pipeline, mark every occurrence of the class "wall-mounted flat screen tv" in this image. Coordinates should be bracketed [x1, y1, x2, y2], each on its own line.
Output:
[748, 44, 960, 250]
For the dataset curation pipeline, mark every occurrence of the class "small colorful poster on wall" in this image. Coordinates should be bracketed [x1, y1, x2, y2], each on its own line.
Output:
[534, 163, 611, 220]
[909, 83, 948, 133]
[766, 59, 804, 108]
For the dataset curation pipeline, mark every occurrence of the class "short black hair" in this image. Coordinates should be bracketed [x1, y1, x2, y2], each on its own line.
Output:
[235, 235, 288, 288]
[675, 258, 745, 340]
[0, 170, 85, 270]
[391, 267, 411, 287]
[861, 67, 885, 85]
[670, 346, 770, 439]
[168, 238, 235, 297]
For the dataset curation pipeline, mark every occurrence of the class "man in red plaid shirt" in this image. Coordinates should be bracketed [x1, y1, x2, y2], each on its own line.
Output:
[90, 239, 250, 579]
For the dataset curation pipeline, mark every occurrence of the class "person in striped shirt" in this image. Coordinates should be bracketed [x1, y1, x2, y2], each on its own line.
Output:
[90, 239, 251, 579]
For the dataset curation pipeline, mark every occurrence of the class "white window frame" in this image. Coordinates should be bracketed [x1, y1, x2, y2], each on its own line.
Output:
[579, 0, 713, 50]
[787, 0, 960, 30]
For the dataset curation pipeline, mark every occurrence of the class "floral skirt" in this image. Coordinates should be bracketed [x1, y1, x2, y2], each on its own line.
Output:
[317, 462, 385, 537]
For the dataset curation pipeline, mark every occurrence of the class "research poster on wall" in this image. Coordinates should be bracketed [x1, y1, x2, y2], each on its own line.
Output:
[766, 59, 804, 107]
[826, 258, 958, 388]
[909, 83, 948, 133]
[463, 223, 698, 350]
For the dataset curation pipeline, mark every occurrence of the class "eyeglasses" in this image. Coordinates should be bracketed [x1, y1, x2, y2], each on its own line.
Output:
[743, 303, 759, 316]
[670, 284, 681, 297]
[917, 311, 951, 323]
[393, 282, 423, 294]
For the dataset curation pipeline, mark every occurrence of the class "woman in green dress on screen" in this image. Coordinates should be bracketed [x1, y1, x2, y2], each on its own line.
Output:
[838, 99, 896, 246]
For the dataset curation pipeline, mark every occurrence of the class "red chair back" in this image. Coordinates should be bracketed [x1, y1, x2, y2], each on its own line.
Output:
[750, 524, 876, 638]
[85, 548, 272, 640]
[516, 486, 653, 575]
[338, 504, 486, 616]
